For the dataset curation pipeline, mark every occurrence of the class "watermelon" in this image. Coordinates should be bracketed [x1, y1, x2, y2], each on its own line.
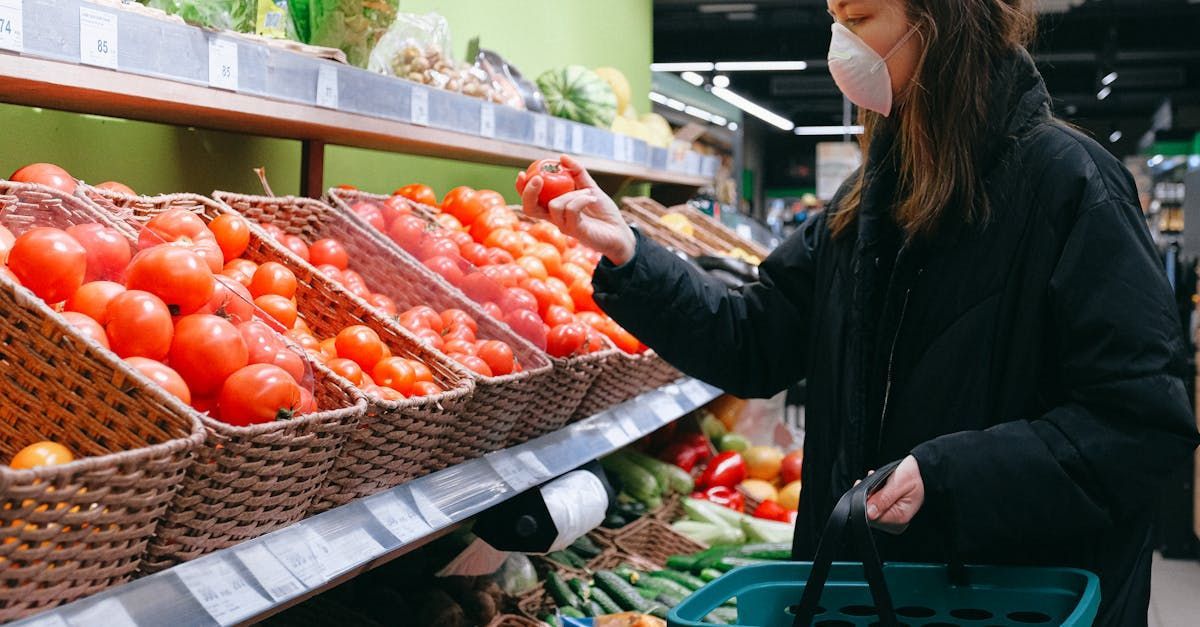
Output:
[536, 66, 618, 128]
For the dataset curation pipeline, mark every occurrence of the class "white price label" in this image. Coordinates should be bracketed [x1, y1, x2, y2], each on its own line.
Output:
[533, 117, 549, 147]
[264, 527, 329, 587]
[486, 449, 552, 492]
[22, 613, 69, 627]
[649, 395, 684, 420]
[78, 7, 118, 69]
[0, 0, 24, 53]
[366, 492, 432, 544]
[68, 598, 136, 627]
[479, 103, 496, 138]
[552, 122, 567, 151]
[614, 136, 628, 162]
[571, 125, 584, 154]
[176, 558, 272, 625]
[602, 420, 628, 447]
[618, 410, 643, 439]
[410, 87, 429, 126]
[410, 484, 453, 528]
[316, 64, 338, 109]
[235, 544, 304, 602]
[682, 379, 711, 405]
[322, 528, 383, 576]
[207, 38, 238, 91]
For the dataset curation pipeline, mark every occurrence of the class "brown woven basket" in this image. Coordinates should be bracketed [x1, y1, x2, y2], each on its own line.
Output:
[487, 614, 545, 627]
[619, 199, 708, 258]
[613, 518, 706, 568]
[571, 350, 682, 422]
[327, 189, 618, 445]
[623, 197, 771, 260]
[652, 493, 686, 524]
[0, 183, 206, 620]
[76, 188, 370, 570]
[224, 190, 553, 464]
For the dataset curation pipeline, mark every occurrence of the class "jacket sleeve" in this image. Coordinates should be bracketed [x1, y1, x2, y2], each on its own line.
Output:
[591, 214, 823, 399]
[911, 197, 1200, 554]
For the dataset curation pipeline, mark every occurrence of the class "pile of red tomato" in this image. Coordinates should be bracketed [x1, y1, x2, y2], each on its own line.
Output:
[350, 182, 646, 359]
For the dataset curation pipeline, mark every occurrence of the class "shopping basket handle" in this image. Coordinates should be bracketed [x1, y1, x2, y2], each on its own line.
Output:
[790, 459, 902, 627]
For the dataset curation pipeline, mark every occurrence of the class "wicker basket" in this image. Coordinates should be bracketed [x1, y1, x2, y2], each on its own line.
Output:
[74, 188, 370, 569]
[0, 183, 207, 619]
[518, 551, 664, 620]
[219, 191, 553, 464]
[326, 189, 618, 444]
[622, 197, 771, 260]
[619, 200, 707, 258]
[613, 518, 706, 568]
[571, 350, 682, 422]
[487, 614, 545, 627]
[652, 493, 686, 524]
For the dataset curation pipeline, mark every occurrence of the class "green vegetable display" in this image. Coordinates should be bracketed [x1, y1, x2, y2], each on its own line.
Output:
[545, 571, 580, 609]
[594, 571, 650, 612]
[536, 66, 618, 128]
[147, 0, 255, 33]
[601, 454, 662, 509]
[620, 449, 695, 494]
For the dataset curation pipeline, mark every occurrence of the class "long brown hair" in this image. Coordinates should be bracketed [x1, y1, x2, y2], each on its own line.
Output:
[829, 0, 1036, 240]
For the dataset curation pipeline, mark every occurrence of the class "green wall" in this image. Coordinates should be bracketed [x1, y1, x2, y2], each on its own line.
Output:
[0, 0, 652, 201]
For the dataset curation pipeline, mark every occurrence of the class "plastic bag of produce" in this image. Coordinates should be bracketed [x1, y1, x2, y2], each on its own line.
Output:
[368, 12, 500, 101]
[303, 0, 396, 67]
[537, 66, 618, 127]
[470, 45, 537, 111]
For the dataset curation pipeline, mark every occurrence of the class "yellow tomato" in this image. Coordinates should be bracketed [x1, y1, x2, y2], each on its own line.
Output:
[744, 445, 784, 481]
[778, 480, 802, 511]
[10, 442, 74, 469]
[740, 479, 778, 503]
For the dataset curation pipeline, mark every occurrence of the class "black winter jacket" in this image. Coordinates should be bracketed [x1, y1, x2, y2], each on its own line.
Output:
[592, 51, 1198, 626]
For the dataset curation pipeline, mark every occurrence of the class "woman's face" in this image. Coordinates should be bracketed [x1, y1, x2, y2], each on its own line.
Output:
[827, 0, 921, 97]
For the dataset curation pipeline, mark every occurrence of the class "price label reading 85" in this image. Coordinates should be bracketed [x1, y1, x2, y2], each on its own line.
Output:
[208, 39, 239, 91]
[79, 7, 118, 69]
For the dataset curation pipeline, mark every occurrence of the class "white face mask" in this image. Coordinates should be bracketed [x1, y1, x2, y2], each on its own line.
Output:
[827, 22, 919, 117]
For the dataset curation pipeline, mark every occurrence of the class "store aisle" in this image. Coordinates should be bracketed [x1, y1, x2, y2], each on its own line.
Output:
[1150, 553, 1200, 626]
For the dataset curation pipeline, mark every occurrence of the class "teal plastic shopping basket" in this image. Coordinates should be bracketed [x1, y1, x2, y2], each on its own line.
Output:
[668, 460, 1101, 627]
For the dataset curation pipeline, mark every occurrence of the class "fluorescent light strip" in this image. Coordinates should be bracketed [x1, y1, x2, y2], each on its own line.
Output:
[1097, 86, 1112, 100]
[684, 105, 714, 122]
[650, 62, 715, 72]
[793, 125, 865, 136]
[680, 71, 705, 86]
[711, 86, 794, 131]
[714, 61, 807, 71]
[712, 75, 730, 88]
[1101, 71, 1118, 86]
[698, 3, 756, 13]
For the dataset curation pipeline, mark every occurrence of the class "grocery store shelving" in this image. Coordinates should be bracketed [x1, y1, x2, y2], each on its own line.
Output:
[0, 0, 716, 197]
[11, 378, 720, 627]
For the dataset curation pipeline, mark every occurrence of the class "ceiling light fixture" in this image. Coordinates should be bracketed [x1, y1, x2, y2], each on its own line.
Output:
[1096, 86, 1112, 100]
[697, 3, 756, 13]
[712, 75, 730, 88]
[680, 71, 705, 86]
[711, 86, 794, 131]
[793, 125, 865, 136]
[650, 62, 716, 72]
[1101, 71, 1118, 86]
[684, 105, 715, 122]
[714, 61, 807, 71]
[711, 115, 728, 126]
[1108, 130, 1122, 143]
[728, 122, 739, 131]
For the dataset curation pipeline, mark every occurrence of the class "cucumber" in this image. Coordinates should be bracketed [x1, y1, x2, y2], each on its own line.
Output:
[619, 449, 695, 494]
[636, 587, 658, 600]
[614, 564, 641, 584]
[666, 554, 698, 572]
[694, 547, 740, 572]
[654, 591, 686, 608]
[540, 613, 562, 627]
[568, 578, 591, 602]
[639, 575, 694, 599]
[545, 571, 581, 608]
[594, 571, 649, 612]
[715, 557, 771, 572]
[699, 568, 724, 582]
[646, 602, 669, 619]
[579, 599, 605, 617]
[549, 549, 587, 569]
[590, 587, 623, 614]
[732, 542, 792, 560]
[560, 606, 586, 619]
[651, 569, 707, 590]
[601, 455, 662, 508]
[570, 535, 603, 558]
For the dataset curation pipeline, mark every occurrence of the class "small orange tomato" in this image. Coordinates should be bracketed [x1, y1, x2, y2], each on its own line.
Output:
[10, 441, 74, 469]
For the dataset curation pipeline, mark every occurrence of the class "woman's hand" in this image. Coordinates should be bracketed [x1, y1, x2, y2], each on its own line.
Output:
[518, 154, 637, 265]
[863, 455, 925, 534]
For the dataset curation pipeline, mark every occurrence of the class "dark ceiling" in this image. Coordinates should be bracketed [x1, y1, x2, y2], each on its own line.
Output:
[653, 0, 1200, 192]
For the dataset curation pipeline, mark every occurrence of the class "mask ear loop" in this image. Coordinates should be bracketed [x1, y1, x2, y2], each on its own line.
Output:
[870, 25, 920, 73]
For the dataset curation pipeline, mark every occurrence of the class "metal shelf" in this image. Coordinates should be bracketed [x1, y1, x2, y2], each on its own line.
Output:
[0, 0, 717, 196]
[12, 378, 721, 627]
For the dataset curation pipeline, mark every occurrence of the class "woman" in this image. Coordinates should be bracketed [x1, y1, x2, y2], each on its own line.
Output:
[520, 1, 1198, 624]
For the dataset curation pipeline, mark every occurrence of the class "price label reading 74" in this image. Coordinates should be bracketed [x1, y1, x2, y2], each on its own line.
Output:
[0, 19, 12, 34]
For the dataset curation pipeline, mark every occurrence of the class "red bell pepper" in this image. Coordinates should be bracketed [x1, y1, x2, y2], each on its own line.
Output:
[691, 485, 745, 512]
[752, 499, 792, 523]
[660, 442, 703, 472]
[696, 451, 746, 490]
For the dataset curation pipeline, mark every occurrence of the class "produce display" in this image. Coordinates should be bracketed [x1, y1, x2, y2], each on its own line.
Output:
[536, 66, 619, 128]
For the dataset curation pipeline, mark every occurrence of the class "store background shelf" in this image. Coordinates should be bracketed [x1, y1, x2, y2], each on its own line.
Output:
[11, 378, 720, 627]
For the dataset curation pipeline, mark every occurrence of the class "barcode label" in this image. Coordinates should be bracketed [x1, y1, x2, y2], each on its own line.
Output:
[176, 557, 271, 625]
[480, 104, 496, 138]
[264, 527, 329, 587]
[322, 528, 383, 576]
[67, 598, 136, 627]
[410, 484, 453, 528]
[486, 449, 552, 492]
[410, 87, 429, 126]
[316, 64, 338, 109]
[0, 0, 24, 53]
[235, 544, 304, 602]
[366, 492, 432, 544]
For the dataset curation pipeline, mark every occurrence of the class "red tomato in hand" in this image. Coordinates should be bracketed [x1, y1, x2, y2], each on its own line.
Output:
[547, 323, 589, 358]
[10, 163, 76, 194]
[476, 340, 515, 376]
[125, 356, 191, 404]
[66, 223, 132, 282]
[139, 210, 224, 272]
[309, 239, 349, 270]
[125, 246, 215, 315]
[254, 294, 298, 330]
[218, 364, 303, 426]
[424, 255, 465, 285]
[335, 325, 384, 371]
[517, 160, 574, 207]
[170, 314, 250, 395]
[198, 275, 255, 322]
[60, 311, 109, 348]
[208, 214, 251, 260]
[281, 235, 310, 262]
[9, 227, 88, 303]
[67, 280, 126, 325]
[351, 202, 386, 231]
[106, 290, 173, 360]
[396, 184, 438, 207]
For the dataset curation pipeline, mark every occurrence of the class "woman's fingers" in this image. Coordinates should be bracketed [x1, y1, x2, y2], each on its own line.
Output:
[559, 154, 600, 191]
[562, 192, 595, 234]
[521, 175, 548, 219]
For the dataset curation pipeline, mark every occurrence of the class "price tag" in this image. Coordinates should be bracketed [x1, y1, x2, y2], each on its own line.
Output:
[234, 544, 304, 602]
[207, 38, 238, 91]
[79, 7, 118, 69]
[552, 122, 567, 151]
[571, 125, 584, 154]
[479, 103, 496, 138]
[602, 419, 628, 448]
[486, 449, 552, 492]
[649, 394, 684, 420]
[0, 0, 24, 53]
[618, 409, 643, 439]
[68, 599, 136, 627]
[613, 136, 628, 162]
[22, 613, 69, 627]
[410, 87, 429, 126]
[316, 64, 338, 109]
[365, 492, 432, 544]
[410, 484, 453, 528]
[176, 557, 272, 625]
[322, 528, 383, 576]
[264, 527, 328, 587]
[680, 379, 710, 405]
[533, 116, 549, 147]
